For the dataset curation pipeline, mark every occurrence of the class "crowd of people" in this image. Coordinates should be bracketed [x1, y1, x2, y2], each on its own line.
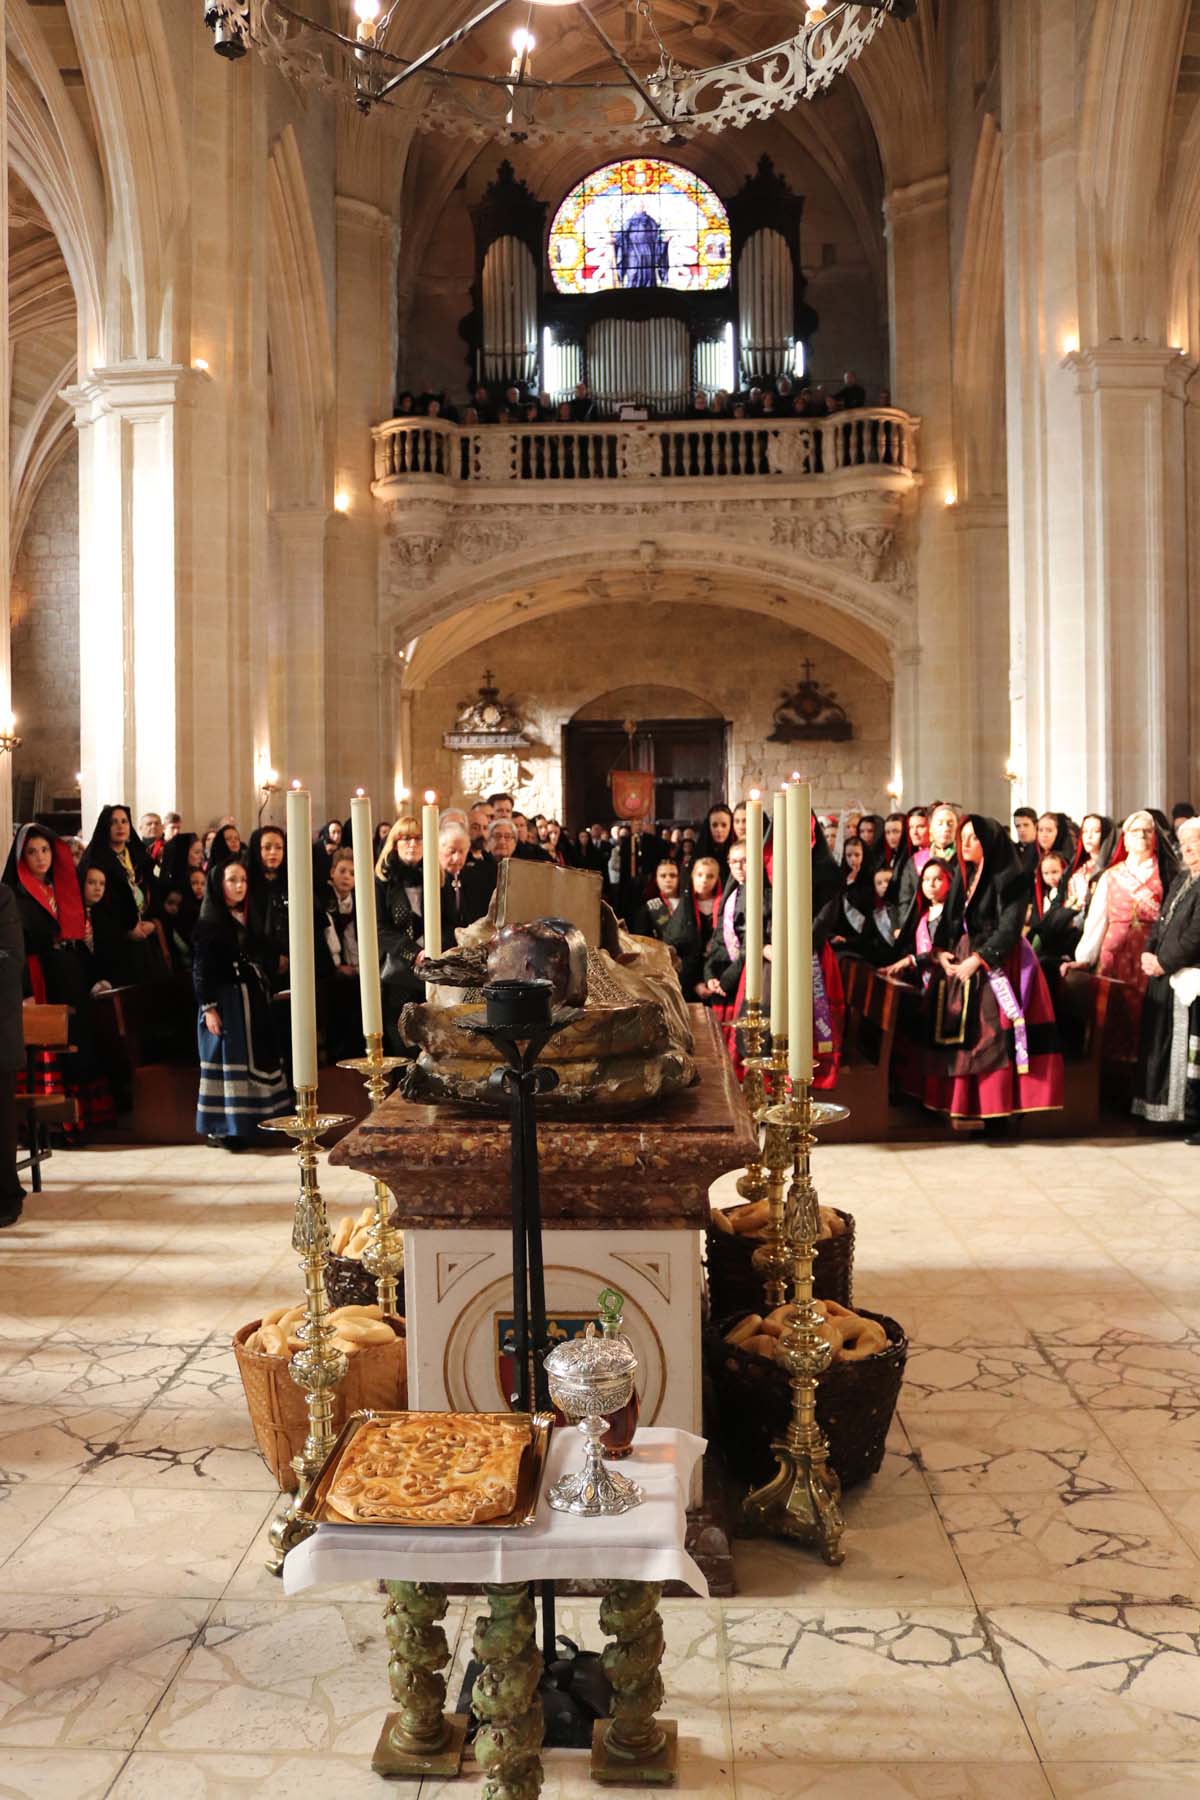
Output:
[1, 787, 1197, 1223]
[394, 371, 891, 428]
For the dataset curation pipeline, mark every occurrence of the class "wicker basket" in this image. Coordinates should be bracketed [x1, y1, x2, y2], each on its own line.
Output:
[704, 1306, 907, 1493]
[233, 1315, 408, 1492]
[324, 1256, 407, 1313]
[706, 1209, 855, 1318]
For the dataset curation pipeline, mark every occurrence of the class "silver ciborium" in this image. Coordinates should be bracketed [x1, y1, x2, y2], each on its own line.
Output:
[544, 1325, 644, 1516]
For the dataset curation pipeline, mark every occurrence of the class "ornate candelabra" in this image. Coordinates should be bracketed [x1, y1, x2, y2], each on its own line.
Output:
[751, 1115, 793, 1310]
[337, 1031, 406, 1314]
[734, 1001, 770, 1203]
[260, 1084, 351, 1574]
[742, 1075, 849, 1565]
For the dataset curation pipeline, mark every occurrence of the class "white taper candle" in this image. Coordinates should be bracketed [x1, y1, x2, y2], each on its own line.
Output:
[421, 792, 442, 964]
[349, 794, 383, 1040]
[285, 786, 318, 1089]
[769, 792, 788, 1040]
[786, 780, 813, 1081]
[745, 791, 764, 1005]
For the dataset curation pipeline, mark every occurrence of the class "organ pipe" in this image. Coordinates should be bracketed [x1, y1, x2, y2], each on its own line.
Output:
[586, 316, 689, 413]
[482, 235, 539, 386]
[738, 227, 793, 380]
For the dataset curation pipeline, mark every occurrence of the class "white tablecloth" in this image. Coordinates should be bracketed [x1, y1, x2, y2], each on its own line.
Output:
[283, 1427, 708, 1597]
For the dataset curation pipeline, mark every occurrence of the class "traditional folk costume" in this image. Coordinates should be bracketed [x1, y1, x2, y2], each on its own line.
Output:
[83, 805, 168, 987]
[924, 815, 1063, 1121]
[1073, 813, 1176, 1061]
[192, 863, 290, 1142]
[1133, 865, 1200, 1128]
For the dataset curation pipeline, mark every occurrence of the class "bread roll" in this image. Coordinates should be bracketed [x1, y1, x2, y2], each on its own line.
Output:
[725, 1313, 764, 1346]
[710, 1207, 735, 1235]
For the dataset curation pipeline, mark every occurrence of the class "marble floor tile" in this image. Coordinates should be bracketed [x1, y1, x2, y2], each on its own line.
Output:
[0, 1747, 127, 1797]
[1043, 1765, 1200, 1798]
[0, 1480, 73, 1564]
[0, 1336, 204, 1412]
[140, 1600, 400, 1757]
[219, 1512, 376, 1607]
[108, 1749, 432, 1799]
[723, 1606, 1037, 1763]
[0, 1401, 152, 1485]
[902, 1297, 1034, 1348]
[900, 1344, 1068, 1413]
[902, 1407, 1146, 1498]
[70, 1404, 276, 1492]
[1154, 1490, 1200, 1556]
[3, 1486, 273, 1598]
[734, 1761, 1053, 1798]
[1013, 1294, 1196, 1345]
[0, 1594, 209, 1748]
[734, 1489, 971, 1606]
[937, 1490, 1200, 1605]
[1092, 1408, 1200, 1492]
[1041, 1339, 1200, 1410]
[988, 1603, 1200, 1762]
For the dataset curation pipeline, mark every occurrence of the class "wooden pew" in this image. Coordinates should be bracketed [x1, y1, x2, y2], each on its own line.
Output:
[821, 966, 906, 1141]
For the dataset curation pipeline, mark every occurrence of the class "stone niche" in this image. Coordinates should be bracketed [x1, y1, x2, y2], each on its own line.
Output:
[407, 598, 892, 817]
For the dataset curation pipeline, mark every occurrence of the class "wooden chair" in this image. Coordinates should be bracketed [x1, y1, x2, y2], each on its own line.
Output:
[20, 1001, 80, 1190]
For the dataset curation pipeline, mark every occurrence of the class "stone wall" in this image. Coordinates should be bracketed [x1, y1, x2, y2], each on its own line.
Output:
[408, 599, 891, 821]
[11, 443, 81, 807]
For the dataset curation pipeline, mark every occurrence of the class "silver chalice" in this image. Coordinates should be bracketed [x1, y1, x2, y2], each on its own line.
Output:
[544, 1325, 644, 1516]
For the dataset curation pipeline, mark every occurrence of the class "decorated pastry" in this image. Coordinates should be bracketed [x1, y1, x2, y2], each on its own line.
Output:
[326, 1412, 532, 1526]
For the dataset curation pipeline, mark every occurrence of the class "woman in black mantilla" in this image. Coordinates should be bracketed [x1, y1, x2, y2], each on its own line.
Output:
[1134, 816, 1200, 1138]
[2, 824, 115, 1132]
[193, 857, 290, 1149]
[925, 814, 1063, 1123]
[634, 859, 707, 998]
[246, 825, 290, 991]
[83, 803, 167, 986]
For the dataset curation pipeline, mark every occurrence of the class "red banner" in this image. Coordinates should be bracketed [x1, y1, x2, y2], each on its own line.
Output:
[609, 769, 655, 820]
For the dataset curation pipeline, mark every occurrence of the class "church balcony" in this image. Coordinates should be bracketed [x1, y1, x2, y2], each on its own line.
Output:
[371, 407, 920, 493]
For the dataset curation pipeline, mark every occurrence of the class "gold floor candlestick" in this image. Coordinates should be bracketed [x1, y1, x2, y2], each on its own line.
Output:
[735, 1003, 770, 1203]
[260, 1083, 352, 1574]
[742, 1077, 849, 1566]
[751, 1116, 793, 1310]
[338, 1033, 406, 1315]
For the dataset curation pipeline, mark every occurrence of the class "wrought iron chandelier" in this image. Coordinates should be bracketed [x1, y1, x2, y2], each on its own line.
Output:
[203, 1, 914, 145]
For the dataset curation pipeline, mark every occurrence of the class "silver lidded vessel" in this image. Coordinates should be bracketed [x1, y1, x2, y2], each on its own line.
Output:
[544, 1323, 644, 1515]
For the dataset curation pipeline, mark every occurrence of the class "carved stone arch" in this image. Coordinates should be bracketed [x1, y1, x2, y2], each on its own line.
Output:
[953, 112, 1005, 500]
[66, 0, 188, 363]
[267, 126, 336, 510]
[6, 5, 105, 367]
[1076, 0, 1189, 345]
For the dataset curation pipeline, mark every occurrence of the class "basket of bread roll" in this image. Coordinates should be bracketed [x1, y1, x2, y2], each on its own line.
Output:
[233, 1304, 407, 1491]
[707, 1200, 855, 1318]
[323, 1206, 406, 1312]
[704, 1299, 906, 1493]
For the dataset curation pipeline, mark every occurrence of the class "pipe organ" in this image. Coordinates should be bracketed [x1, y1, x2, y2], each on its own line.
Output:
[462, 156, 812, 416]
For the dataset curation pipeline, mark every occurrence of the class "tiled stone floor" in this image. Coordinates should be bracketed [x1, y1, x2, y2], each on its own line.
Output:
[1, 1135, 1199, 1798]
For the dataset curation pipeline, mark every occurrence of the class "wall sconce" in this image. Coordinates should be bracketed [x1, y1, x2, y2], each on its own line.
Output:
[333, 490, 351, 514]
[1003, 758, 1020, 787]
[258, 767, 282, 823]
[886, 781, 902, 806]
[0, 714, 22, 755]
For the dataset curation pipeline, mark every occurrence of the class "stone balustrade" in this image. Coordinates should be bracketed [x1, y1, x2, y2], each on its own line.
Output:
[371, 408, 919, 490]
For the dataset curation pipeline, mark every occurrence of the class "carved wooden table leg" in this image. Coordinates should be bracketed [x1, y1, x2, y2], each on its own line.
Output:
[591, 1580, 677, 1785]
[372, 1580, 468, 1779]
[471, 1581, 544, 1800]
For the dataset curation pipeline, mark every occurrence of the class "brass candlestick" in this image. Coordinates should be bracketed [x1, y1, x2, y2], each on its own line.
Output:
[751, 1115, 793, 1310]
[735, 1001, 770, 1202]
[337, 1032, 406, 1315]
[743, 1075, 849, 1565]
[767, 1028, 790, 1104]
[260, 1083, 352, 1574]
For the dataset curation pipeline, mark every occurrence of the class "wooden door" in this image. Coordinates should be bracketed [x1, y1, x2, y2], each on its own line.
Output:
[562, 717, 728, 828]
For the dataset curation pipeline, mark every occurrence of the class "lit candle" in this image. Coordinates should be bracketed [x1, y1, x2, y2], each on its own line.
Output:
[350, 793, 383, 1041]
[285, 786, 318, 1090]
[744, 791, 764, 1006]
[769, 792, 788, 1042]
[786, 779, 813, 1082]
[421, 791, 442, 967]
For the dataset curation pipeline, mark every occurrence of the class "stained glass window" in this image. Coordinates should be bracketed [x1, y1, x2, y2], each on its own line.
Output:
[548, 158, 731, 296]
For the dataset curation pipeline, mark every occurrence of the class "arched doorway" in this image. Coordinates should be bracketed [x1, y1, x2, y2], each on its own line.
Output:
[564, 685, 727, 828]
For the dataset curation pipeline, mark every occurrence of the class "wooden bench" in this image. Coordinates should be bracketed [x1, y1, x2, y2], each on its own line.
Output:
[1024, 969, 1115, 1136]
[20, 1000, 80, 1189]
